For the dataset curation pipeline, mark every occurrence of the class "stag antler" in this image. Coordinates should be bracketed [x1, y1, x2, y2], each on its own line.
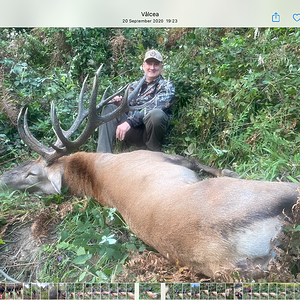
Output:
[18, 65, 147, 165]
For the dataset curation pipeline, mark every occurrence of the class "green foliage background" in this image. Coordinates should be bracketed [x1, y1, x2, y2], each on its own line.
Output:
[0, 27, 300, 282]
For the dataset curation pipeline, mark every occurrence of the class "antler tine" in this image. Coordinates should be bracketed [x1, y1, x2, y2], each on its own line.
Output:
[50, 65, 107, 150]
[52, 65, 98, 146]
[18, 108, 62, 163]
[59, 74, 89, 138]
[125, 76, 151, 111]
[50, 65, 105, 150]
[89, 73, 147, 127]
[18, 108, 45, 156]
[97, 84, 129, 109]
[50, 76, 89, 150]
[50, 103, 75, 150]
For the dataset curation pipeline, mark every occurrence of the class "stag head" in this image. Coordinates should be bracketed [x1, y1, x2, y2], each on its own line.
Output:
[0, 65, 147, 193]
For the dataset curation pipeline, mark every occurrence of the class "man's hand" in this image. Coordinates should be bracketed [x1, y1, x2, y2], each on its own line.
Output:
[116, 122, 131, 141]
[112, 96, 123, 107]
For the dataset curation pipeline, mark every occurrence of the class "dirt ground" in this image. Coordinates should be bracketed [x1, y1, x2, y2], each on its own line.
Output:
[0, 221, 58, 283]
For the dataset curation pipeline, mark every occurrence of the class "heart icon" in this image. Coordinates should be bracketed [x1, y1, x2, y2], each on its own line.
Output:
[293, 13, 300, 21]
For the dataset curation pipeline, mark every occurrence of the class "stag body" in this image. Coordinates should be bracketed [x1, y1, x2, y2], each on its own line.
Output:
[62, 151, 298, 276]
[0, 66, 299, 278]
[2, 149, 297, 277]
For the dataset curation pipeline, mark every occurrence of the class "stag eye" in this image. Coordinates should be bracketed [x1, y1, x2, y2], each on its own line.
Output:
[25, 166, 40, 178]
[25, 172, 37, 178]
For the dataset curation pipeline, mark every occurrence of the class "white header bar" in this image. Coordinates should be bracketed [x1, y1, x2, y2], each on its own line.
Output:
[0, 0, 299, 27]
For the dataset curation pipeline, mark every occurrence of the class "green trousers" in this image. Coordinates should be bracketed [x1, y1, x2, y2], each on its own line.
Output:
[97, 104, 169, 153]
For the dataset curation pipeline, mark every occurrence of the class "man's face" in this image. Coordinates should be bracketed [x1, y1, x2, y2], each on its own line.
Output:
[142, 58, 163, 82]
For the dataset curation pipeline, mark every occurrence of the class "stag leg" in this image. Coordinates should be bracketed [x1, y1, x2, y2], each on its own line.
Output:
[191, 157, 239, 178]
[161, 153, 239, 178]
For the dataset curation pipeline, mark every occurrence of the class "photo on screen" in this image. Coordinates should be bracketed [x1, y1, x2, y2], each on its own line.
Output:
[0, 26, 300, 297]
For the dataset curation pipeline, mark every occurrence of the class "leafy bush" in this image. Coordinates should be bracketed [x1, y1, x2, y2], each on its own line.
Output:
[39, 198, 146, 283]
[167, 28, 300, 181]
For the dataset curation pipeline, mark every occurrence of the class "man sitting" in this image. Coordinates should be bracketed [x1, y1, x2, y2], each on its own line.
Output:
[97, 49, 175, 153]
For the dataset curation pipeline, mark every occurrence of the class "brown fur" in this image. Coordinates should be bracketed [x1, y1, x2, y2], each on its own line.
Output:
[53, 151, 300, 277]
[62, 153, 101, 198]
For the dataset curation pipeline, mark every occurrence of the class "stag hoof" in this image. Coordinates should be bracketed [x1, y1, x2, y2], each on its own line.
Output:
[221, 169, 239, 178]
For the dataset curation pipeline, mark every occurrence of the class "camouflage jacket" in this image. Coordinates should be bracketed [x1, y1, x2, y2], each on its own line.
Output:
[126, 75, 175, 128]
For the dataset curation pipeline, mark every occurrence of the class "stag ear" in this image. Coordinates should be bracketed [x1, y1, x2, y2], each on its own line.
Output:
[48, 173, 62, 194]
[47, 165, 64, 194]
